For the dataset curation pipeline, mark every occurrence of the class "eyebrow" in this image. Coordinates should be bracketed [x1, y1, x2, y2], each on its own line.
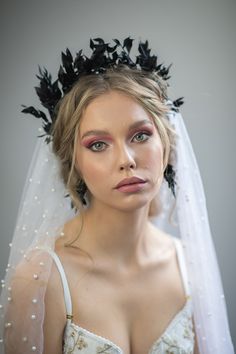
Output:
[81, 119, 153, 139]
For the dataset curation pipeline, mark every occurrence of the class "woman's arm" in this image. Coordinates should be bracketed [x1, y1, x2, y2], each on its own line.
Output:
[43, 259, 67, 354]
[194, 338, 200, 354]
[193, 319, 200, 354]
[4, 251, 66, 354]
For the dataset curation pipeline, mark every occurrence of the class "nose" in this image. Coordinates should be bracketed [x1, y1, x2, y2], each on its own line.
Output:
[118, 145, 136, 171]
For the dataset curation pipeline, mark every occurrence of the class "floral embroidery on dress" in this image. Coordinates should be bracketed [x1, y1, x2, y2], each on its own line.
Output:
[63, 301, 195, 353]
[96, 343, 113, 353]
[63, 323, 122, 354]
[63, 330, 88, 353]
[149, 303, 195, 354]
[76, 334, 88, 350]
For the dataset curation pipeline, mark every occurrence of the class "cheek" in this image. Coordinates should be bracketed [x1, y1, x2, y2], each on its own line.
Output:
[76, 155, 107, 188]
[142, 142, 164, 174]
[84, 163, 104, 180]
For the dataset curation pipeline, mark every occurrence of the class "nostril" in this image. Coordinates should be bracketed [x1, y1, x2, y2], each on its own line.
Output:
[120, 163, 135, 171]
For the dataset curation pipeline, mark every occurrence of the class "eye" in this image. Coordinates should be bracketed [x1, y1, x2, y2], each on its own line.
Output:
[89, 141, 107, 152]
[132, 131, 151, 143]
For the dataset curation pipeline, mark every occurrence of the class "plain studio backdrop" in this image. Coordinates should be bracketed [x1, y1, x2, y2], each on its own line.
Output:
[0, 0, 235, 350]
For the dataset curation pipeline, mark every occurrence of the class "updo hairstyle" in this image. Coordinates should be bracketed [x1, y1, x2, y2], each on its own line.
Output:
[52, 66, 176, 211]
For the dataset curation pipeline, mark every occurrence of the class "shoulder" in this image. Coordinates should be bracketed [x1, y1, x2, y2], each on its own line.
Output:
[10, 248, 54, 291]
[4, 248, 66, 353]
[54, 215, 95, 273]
[148, 221, 176, 258]
[150, 225, 184, 272]
[148, 220, 185, 253]
[148, 223, 187, 299]
[9, 248, 66, 316]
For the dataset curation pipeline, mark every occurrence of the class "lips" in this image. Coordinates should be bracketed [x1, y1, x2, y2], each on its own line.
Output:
[115, 176, 146, 189]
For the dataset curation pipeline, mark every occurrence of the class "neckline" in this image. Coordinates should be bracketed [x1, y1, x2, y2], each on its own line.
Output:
[67, 297, 192, 354]
[63, 237, 193, 353]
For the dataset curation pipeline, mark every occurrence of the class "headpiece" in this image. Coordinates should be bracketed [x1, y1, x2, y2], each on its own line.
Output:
[0, 37, 234, 354]
[22, 37, 183, 198]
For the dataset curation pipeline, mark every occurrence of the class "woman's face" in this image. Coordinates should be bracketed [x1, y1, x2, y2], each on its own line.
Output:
[75, 90, 164, 212]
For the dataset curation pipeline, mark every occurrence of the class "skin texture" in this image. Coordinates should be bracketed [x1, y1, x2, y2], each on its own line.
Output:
[76, 90, 164, 215]
[8, 91, 200, 354]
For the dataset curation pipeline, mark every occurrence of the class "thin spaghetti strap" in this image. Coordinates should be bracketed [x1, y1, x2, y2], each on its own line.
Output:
[173, 237, 191, 298]
[43, 248, 73, 321]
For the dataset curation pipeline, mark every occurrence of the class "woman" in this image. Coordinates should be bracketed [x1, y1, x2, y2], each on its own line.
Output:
[0, 38, 234, 354]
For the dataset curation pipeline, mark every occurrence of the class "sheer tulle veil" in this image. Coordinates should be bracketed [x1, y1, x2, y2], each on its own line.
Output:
[0, 40, 234, 353]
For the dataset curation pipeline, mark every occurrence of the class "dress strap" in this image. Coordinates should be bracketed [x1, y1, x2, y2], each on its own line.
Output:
[173, 238, 191, 298]
[44, 248, 73, 321]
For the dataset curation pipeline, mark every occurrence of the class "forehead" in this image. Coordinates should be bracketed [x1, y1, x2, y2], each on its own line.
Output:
[79, 91, 153, 132]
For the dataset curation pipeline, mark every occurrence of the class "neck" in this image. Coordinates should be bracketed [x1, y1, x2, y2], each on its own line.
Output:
[74, 200, 155, 268]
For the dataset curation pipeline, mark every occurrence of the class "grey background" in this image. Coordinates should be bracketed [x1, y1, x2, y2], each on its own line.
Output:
[1, 0, 235, 349]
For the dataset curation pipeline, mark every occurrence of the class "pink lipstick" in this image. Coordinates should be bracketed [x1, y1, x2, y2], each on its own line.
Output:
[115, 177, 147, 193]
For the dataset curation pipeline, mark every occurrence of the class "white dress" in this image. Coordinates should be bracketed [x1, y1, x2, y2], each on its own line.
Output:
[48, 238, 195, 354]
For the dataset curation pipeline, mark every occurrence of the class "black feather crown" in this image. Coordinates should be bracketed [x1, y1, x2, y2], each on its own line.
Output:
[22, 37, 184, 197]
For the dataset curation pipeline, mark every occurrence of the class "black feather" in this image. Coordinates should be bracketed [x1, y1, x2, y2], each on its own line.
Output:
[21, 37, 183, 198]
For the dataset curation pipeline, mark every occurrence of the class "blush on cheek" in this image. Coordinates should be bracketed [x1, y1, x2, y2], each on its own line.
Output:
[147, 152, 164, 187]
[147, 148, 163, 169]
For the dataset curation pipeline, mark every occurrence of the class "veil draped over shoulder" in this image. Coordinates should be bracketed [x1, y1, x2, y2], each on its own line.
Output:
[0, 38, 234, 353]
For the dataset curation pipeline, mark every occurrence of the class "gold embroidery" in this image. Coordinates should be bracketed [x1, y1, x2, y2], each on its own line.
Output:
[64, 331, 88, 353]
[63, 312, 195, 353]
[96, 343, 113, 353]
[76, 335, 88, 350]
[183, 327, 192, 339]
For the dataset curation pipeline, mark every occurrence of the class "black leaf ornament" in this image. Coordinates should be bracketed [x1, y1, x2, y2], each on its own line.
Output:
[172, 97, 184, 112]
[164, 164, 176, 197]
[22, 37, 184, 197]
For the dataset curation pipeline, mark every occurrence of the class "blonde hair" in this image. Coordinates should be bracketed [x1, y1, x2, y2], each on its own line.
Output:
[52, 65, 176, 212]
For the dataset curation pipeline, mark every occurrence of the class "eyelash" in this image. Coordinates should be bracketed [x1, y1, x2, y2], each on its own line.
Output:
[87, 131, 152, 152]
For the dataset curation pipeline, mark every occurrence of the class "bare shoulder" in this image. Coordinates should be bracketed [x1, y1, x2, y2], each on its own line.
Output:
[55, 215, 94, 270]
[11, 248, 66, 318]
[42, 252, 67, 353]
[9, 249, 55, 293]
[3, 249, 65, 354]
[148, 222, 187, 303]
[148, 221, 177, 258]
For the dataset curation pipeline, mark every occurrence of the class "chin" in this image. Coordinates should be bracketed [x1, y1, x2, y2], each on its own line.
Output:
[110, 194, 153, 213]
